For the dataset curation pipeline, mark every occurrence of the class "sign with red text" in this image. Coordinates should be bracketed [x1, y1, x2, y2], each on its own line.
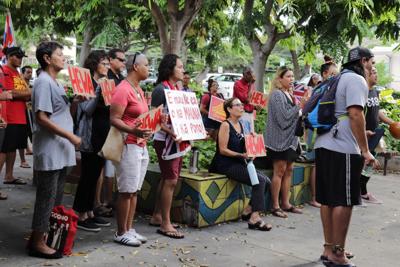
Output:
[208, 96, 226, 122]
[164, 90, 207, 141]
[137, 104, 163, 133]
[98, 79, 116, 106]
[67, 65, 95, 97]
[245, 134, 266, 157]
[249, 90, 268, 108]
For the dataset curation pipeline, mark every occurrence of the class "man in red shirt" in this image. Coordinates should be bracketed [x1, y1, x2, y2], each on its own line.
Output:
[0, 47, 30, 185]
[233, 66, 256, 133]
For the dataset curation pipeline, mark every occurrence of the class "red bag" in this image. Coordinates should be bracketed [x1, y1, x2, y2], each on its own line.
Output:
[46, 205, 78, 255]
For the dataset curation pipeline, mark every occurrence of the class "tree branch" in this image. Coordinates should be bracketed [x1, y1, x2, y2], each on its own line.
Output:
[263, 0, 274, 34]
[145, 0, 169, 52]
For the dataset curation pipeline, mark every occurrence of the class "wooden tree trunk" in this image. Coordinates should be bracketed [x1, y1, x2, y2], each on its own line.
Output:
[290, 49, 301, 80]
[79, 26, 93, 67]
[252, 52, 268, 92]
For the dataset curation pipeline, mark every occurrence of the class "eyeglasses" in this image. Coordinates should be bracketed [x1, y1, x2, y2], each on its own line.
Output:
[231, 103, 244, 107]
[101, 62, 110, 67]
[116, 57, 126, 63]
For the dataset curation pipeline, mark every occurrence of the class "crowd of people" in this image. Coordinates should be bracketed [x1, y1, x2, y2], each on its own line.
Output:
[0, 41, 390, 267]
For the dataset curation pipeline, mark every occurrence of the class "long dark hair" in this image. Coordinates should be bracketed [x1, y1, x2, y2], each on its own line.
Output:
[156, 54, 179, 84]
[343, 59, 369, 78]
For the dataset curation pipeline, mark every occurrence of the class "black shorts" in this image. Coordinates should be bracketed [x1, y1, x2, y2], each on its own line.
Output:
[0, 124, 28, 153]
[267, 147, 299, 163]
[315, 148, 363, 207]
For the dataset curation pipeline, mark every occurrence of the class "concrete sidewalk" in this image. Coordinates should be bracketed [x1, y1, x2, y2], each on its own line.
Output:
[0, 155, 399, 267]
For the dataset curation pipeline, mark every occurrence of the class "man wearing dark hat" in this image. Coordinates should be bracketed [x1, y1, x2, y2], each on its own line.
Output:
[314, 47, 379, 267]
[0, 46, 31, 185]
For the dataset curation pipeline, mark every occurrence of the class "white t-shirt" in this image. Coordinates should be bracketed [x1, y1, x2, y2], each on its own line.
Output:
[314, 71, 368, 155]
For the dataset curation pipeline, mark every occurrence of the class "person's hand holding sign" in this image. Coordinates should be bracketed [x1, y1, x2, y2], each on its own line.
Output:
[132, 122, 152, 140]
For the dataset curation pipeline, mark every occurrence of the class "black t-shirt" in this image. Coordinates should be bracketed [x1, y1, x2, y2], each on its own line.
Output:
[365, 88, 380, 131]
[107, 69, 123, 86]
[91, 79, 110, 152]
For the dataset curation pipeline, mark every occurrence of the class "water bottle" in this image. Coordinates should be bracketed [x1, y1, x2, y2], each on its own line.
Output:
[189, 147, 199, 174]
[247, 160, 259, 185]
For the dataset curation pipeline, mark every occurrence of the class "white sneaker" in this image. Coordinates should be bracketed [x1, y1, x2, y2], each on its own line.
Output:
[128, 229, 147, 243]
[361, 193, 383, 204]
[114, 232, 141, 247]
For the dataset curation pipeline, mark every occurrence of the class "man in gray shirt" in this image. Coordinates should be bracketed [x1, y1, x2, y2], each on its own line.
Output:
[29, 42, 81, 259]
[314, 47, 379, 267]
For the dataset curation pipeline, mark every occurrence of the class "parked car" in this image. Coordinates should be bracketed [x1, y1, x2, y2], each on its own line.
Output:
[201, 73, 221, 89]
[214, 73, 242, 99]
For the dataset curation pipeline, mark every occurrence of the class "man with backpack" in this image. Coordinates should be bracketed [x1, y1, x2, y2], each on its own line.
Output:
[313, 47, 379, 267]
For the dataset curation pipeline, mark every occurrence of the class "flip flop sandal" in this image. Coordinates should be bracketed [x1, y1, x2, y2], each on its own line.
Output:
[282, 206, 303, 214]
[94, 206, 113, 218]
[241, 213, 251, 221]
[149, 222, 181, 229]
[248, 220, 272, 231]
[271, 208, 288, 218]
[156, 229, 184, 239]
[323, 260, 356, 267]
[320, 252, 354, 261]
[4, 178, 27, 185]
[20, 162, 31, 168]
[0, 192, 7, 200]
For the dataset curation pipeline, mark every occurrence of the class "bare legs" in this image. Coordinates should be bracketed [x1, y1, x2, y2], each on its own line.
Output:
[116, 192, 137, 235]
[271, 160, 294, 211]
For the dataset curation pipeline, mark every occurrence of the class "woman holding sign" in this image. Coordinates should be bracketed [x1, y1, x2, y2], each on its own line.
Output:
[110, 53, 151, 246]
[211, 98, 272, 231]
[73, 50, 112, 232]
[265, 66, 306, 218]
[150, 54, 187, 239]
[200, 78, 224, 140]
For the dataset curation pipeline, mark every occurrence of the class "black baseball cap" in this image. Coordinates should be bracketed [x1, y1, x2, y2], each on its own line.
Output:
[343, 46, 374, 66]
[4, 46, 27, 58]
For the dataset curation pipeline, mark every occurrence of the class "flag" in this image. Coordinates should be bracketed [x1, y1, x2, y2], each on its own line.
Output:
[3, 11, 16, 48]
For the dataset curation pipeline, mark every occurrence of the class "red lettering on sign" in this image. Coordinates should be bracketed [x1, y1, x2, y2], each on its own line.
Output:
[249, 91, 268, 108]
[68, 65, 95, 97]
[137, 105, 163, 133]
[245, 134, 266, 157]
[98, 79, 116, 106]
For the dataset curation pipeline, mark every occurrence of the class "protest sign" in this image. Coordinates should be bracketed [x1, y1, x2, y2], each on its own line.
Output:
[98, 79, 116, 106]
[249, 90, 268, 108]
[165, 90, 207, 141]
[208, 95, 226, 122]
[245, 134, 266, 157]
[67, 65, 95, 97]
[137, 104, 163, 133]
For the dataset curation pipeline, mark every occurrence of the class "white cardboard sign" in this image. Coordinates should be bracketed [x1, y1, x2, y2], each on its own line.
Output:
[164, 90, 207, 141]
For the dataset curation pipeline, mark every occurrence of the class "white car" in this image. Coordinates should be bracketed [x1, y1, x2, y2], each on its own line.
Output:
[201, 73, 221, 89]
[214, 73, 242, 99]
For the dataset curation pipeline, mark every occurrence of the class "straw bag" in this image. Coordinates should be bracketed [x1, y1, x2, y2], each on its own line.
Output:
[99, 126, 126, 163]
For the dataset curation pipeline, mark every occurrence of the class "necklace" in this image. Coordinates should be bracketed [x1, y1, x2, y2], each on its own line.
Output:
[126, 78, 143, 101]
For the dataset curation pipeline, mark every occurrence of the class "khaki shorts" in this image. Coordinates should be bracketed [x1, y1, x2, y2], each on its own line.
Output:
[115, 144, 149, 193]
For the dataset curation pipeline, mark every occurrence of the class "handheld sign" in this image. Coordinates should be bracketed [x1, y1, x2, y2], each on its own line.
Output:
[164, 90, 207, 141]
[249, 90, 268, 108]
[98, 79, 116, 106]
[208, 95, 226, 122]
[245, 134, 266, 157]
[137, 104, 163, 133]
[67, 65, 95, 97]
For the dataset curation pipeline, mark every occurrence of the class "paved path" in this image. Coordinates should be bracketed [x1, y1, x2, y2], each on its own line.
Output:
[0, 155, 399, 267]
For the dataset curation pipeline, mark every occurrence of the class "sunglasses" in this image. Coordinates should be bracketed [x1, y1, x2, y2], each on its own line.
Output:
[116, 57, 126, 63]
[231, 103, 244, 107]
